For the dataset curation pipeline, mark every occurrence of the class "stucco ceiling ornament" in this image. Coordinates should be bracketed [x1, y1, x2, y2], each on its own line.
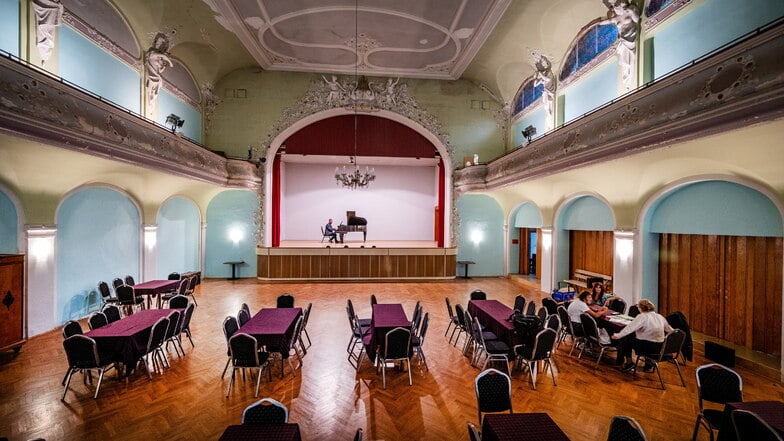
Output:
[693, 55, 756, 107]
[32, 0, 64, 65]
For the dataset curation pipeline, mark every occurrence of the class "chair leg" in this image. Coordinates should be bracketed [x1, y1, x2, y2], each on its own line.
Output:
[382, 360, 387, 389]
[673, 359, 686, 386]
[546, 359, 557, 386]
[93, 368, 107, 399]
[221, 357, 231, 378]
[254, 367, 262, 398]
[226, 368, 235, 397]
[406, 358, 412, 386]
[61, 368, 75, 401]
[654, 362, 665, 390]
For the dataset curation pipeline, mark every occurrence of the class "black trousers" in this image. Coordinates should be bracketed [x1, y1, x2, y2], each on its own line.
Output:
[616, 335, 663, 365]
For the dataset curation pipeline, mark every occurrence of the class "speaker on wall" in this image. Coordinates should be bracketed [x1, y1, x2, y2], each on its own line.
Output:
[704, 341, 735, 367]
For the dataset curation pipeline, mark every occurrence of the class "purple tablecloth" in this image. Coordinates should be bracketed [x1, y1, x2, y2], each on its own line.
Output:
[86, 309, 177, 374]
[717, 401, 784, 441]
[133, 279, 180, 308]
[369, 304, 410, 360]
[482, 413, 570, 441]
[239, 308, 302, 348]
[468, 300, 518, 346]
[218, 424, 302, 441]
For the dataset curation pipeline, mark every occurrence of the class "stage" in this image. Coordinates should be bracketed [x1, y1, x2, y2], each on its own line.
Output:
[258, 242, 456, 280]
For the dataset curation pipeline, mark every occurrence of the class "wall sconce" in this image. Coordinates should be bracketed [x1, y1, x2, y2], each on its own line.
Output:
[27, 228, 56, 262]
[229, 228, 243, 244]
[144, 225, 157, 250]
[165, 114, 185, 133]
[541, 228, 552, 250]
[470, 229, 484, 246]
[615, 231, 635, 262]
[522, 125, 537, 144]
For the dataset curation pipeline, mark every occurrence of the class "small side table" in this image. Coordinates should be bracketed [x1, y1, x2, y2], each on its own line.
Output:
[457, 260, 475, 279]
[223, 260, 245, 280]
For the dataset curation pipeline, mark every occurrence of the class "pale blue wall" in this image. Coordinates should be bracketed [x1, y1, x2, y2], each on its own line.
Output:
[0, 0, 19, 57]
[511, 107, 546, 147]
[456, 194, 504, 276]
[205, 190, 257, 278]
[56, 187, 140, 323]
[648, 0, 784, 79]
[508, 227, 520, 274]
[513, 203, 544, 228]
[648, 181, 783, 236]
[58, 26, 141, 113]
[158, 90, 202, 142]
[561, 62, 618, 124]
[558, 196, 615, 231]
[0, 190, 18, 253]
[156, 197, 200, 279]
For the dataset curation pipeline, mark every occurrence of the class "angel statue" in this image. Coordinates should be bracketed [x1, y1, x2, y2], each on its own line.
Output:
[322, 75, 345, 107]
[532, 53, 556, 131]
[381, 78, 399, 106]
[32, 0, 64, 64]
[600, 0, 641, 89]
[144, 33, 174, 117]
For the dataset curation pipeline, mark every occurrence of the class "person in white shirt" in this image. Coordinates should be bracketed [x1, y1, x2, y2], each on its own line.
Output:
[611, 299, 674, 372]
[567, 290, 608, 336]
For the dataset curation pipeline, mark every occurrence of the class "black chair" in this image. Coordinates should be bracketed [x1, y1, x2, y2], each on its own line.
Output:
[474, 368, 512, 425]
[470, 290, 487, 301]
[300, 302, 313, 349]
[536, 306, 548, 323]
[370, 294, 378, 306]
[221, 316, 240, 379]
[87, 312, 108, 330]
[102, 304, 122, 323]
[412, 312, 429, 371]
[320, 226, 331, 243]
[97, 281, 119, 306]
[542, 297, 558, 314]
[267, 315, 304, 378]
[168, 295, 188, 309]
[161, 278, 188, 307]
[468, 422, 481, 441]
[116, 284, 144, 315]
[377, 327, 412, 389]
[238, 308, 251, 327]
[276, 293, 295, 308]
[691, 363, 743, 441]
[525, 301, 536, 316]
[410, 301, 423, 334]
[112, 277, 124, 291]
[545, 313, 561, 332]
[473, 317, 510, 374]
[183, 275, 198, 306]
[607, 298, 627, 314]
[513, 295, 526, 313]
[162, 310, 182, 359]
[347, 306, 369, 368]
[556, 305, 574, 351]
[348, 299, 372, 328]
[607, 415, 648, 441]
[139, 317, 169, 379]
[632, 329, 686, 390]
[579, 313, 617, 369]
[179, 303, 195, 348]
[628, 305, 640, 317]
[353, 428, 364, 441]
[514, 328, 557, 390]
[731, 409, 783, 441]
[124, 275, 135, 286]
[62, 320, 83, 338]
[226, 333, 271, 398]
[452, 303, 468, 347]
[167, 272, 180, 280]
[61, 335, 117, 400]
[444, 297, 461, 343]
[241, 398, 288, 424]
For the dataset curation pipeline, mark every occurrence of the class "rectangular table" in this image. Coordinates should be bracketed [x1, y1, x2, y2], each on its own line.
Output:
[468, 299, 519, 347]
[86, 308, 177, 375]
[716, 401, 784, 441]
[368, 303, 410, 361]
[482, 413, 570, 441]
[132, 279, 180, 309]
[219, 423, 302, 441]
[239, 307, 303, 348]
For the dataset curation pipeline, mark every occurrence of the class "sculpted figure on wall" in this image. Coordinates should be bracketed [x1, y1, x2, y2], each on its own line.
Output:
[600, 0, 641, 90]
[32, 0, 64, 65]
[322, 75, 346, 106]
[144, 33, 173, 118]
[533, 53, 556, 132]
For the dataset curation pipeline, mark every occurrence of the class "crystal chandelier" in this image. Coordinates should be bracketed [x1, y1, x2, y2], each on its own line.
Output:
[335, 0, 376, 190]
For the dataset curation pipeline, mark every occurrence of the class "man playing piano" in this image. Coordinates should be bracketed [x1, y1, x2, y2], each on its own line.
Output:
[325, 218, 338, 243]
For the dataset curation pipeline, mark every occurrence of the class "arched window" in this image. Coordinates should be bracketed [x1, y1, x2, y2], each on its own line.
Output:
[645, 0, 677, 17]
[513, 79, 544, 116]
[559, 24, 618, 82]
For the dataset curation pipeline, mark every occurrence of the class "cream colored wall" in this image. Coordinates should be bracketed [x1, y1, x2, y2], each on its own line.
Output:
[0, 133, 227, 224]
[489, 118, 784, 226]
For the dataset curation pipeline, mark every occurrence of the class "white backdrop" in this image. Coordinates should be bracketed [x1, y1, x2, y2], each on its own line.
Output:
[281, 162, 437, 241]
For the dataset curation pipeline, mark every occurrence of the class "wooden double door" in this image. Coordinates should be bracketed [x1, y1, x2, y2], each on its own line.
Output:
[658, 234, 782, 356]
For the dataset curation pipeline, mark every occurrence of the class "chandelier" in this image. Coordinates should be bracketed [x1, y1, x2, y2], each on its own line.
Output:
[335, 0, 376, 190]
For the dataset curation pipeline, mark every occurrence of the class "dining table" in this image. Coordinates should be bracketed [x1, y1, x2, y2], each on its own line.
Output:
[716, 400, 784, 441]
[86, 308, 178, 376]
[132, 279, 181, 309]
[218, 423, 302, 441]
[481, 413, 571, 441]
[368, 303, 411, 362]
[238, 307, 303, 376]
[468, 299, 519, 347]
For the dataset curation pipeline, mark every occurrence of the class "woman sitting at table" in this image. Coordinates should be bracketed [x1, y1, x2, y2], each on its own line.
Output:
[611, 299, 674, 372]
[567, 290, 608, 336]
[589, 282, 618, 307]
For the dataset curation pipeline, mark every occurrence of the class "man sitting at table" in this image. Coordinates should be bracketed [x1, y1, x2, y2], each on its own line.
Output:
[611, 299, 674, 373]
[567, 290, 608, 337]
[324, 218, 338, 243]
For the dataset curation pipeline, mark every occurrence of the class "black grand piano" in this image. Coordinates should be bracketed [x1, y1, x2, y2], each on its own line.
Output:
[337, 211, 367, 243]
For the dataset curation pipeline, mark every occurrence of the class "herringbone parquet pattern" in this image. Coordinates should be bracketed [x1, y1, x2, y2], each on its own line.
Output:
[0, 278, 782, 440]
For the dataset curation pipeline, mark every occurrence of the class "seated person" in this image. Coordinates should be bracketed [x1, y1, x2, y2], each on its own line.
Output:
[611, 299, 674, 372]
[324, 218, 338, 243]
[567, 290, 608, 336]
[589, 282, 619, 307]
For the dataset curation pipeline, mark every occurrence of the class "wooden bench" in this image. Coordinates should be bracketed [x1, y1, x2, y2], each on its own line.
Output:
[560, 269, 612, 292]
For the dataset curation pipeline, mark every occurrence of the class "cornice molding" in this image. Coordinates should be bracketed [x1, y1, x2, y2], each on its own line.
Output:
[0, 56, 259, 190]
[455, 21, 784, 193]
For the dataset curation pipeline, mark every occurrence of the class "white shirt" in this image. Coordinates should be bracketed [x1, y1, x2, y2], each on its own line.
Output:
[614, 311, 674, 342]
[567, 300, 589, 324]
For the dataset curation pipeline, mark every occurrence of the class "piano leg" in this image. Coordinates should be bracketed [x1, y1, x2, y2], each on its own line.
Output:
[363, 231, 366, 242]
[338, 233, 345, 243]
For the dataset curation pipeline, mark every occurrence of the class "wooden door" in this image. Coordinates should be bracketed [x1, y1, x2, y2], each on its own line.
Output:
[569, 230, 613, 278]
[0, 254, 25, 351]
[519, 228, 529, 275]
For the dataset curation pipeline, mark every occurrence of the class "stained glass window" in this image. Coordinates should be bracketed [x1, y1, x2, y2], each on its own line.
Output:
[645, 0, 676, 17]
[559, 24, 618, 82]
[513, 80, 544, 116]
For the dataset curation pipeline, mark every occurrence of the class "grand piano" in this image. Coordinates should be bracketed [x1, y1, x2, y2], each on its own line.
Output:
[337, 211, 367, 243]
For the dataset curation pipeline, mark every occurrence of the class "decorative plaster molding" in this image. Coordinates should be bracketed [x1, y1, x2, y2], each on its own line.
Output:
[62, 12, 141, 70]
[643, 0, 693, 31]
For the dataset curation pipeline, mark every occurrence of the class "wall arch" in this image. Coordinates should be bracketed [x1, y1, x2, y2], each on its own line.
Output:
[507, 201, 544, 276]
[205, 189, 258, 278]
[156, 195, 202, 279]
[0, 183, 25, 253]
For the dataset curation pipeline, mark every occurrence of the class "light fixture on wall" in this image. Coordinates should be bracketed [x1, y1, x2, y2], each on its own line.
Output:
[522, 125, 536, 144]
[229, 228, 243, 245]
[335, 0, 375, 190]
[165, 113, 185, 133]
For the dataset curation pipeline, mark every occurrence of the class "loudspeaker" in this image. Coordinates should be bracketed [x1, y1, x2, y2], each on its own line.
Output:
[704, 341, 735, 367]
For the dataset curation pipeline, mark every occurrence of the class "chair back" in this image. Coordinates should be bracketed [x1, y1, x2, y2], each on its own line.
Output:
[370, 294, 378, 306]
[302, 302, 313, 327]
[164, 310, 181, 340]
[97, 281, 112, 299]
[542, 297, 559, 314]
[62, 320, 83, 338]
[580, 312, 600, 342]
[383, 327, 411, 360]
[241, 302, 251, 317]
[102, 304, 121, 323]
[238, 308, 251, 327]
[88, 312, 108, 330]
[223, 316, 240, 342]
[454, 304, 466, 330]
[353, 428, 364, 441]
[470, 290, 487, 301]
[289, 315, 304, 351]
[695, 363, 743, 406]
[242, 398, 289, 424]
[229, 332, 260, 368]
[416, 313, 430, 342]
[347, 299, 359, 321]
[628, 304, 640, 317]
[63, 335, 100, 369]
[607, 415, 648, 441]
[167, 272, 180, 280]
[530, 328, 557, 361]
[658, 329, 686, 360]
[177, 278, 189, 296]
[513, 295, 526, 313]
[115, 285, 135, 305]
[276, 294, 295, 308]
[445, 297, 455, 319]
[546, 314, 561, 332]
[124, 275, 135, 286]
[731, 409, 783, 441]
[536, 306, 548, 322]
[475, 368, 512, 416]
[185, 275, 198, 294]
[525, 300, 536, 316]
[181, 303, 195, 333]
[557, 306, 572, 336]
[608, 298, 627, 314]
[147, 317, 169, 352]
[169, 295, 188, 309]
[411, 302, 423, 333]
[112, 278, 124, 290]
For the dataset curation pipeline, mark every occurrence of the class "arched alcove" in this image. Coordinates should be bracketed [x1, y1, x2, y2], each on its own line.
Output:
[156, 196, 201, 279]
[205, 190, 258, 278]
[456, 194, 504, 276]
[508, 202, 543, 276]
[0, 185, 23, 254]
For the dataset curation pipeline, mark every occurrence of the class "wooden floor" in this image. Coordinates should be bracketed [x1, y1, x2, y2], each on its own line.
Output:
[1, 277, 782, 441]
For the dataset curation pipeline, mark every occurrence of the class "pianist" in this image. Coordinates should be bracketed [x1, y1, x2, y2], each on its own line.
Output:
[325, 218, 338, 243]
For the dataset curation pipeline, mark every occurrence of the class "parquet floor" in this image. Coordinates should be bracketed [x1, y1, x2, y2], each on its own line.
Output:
[1, 277, 782, 441]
